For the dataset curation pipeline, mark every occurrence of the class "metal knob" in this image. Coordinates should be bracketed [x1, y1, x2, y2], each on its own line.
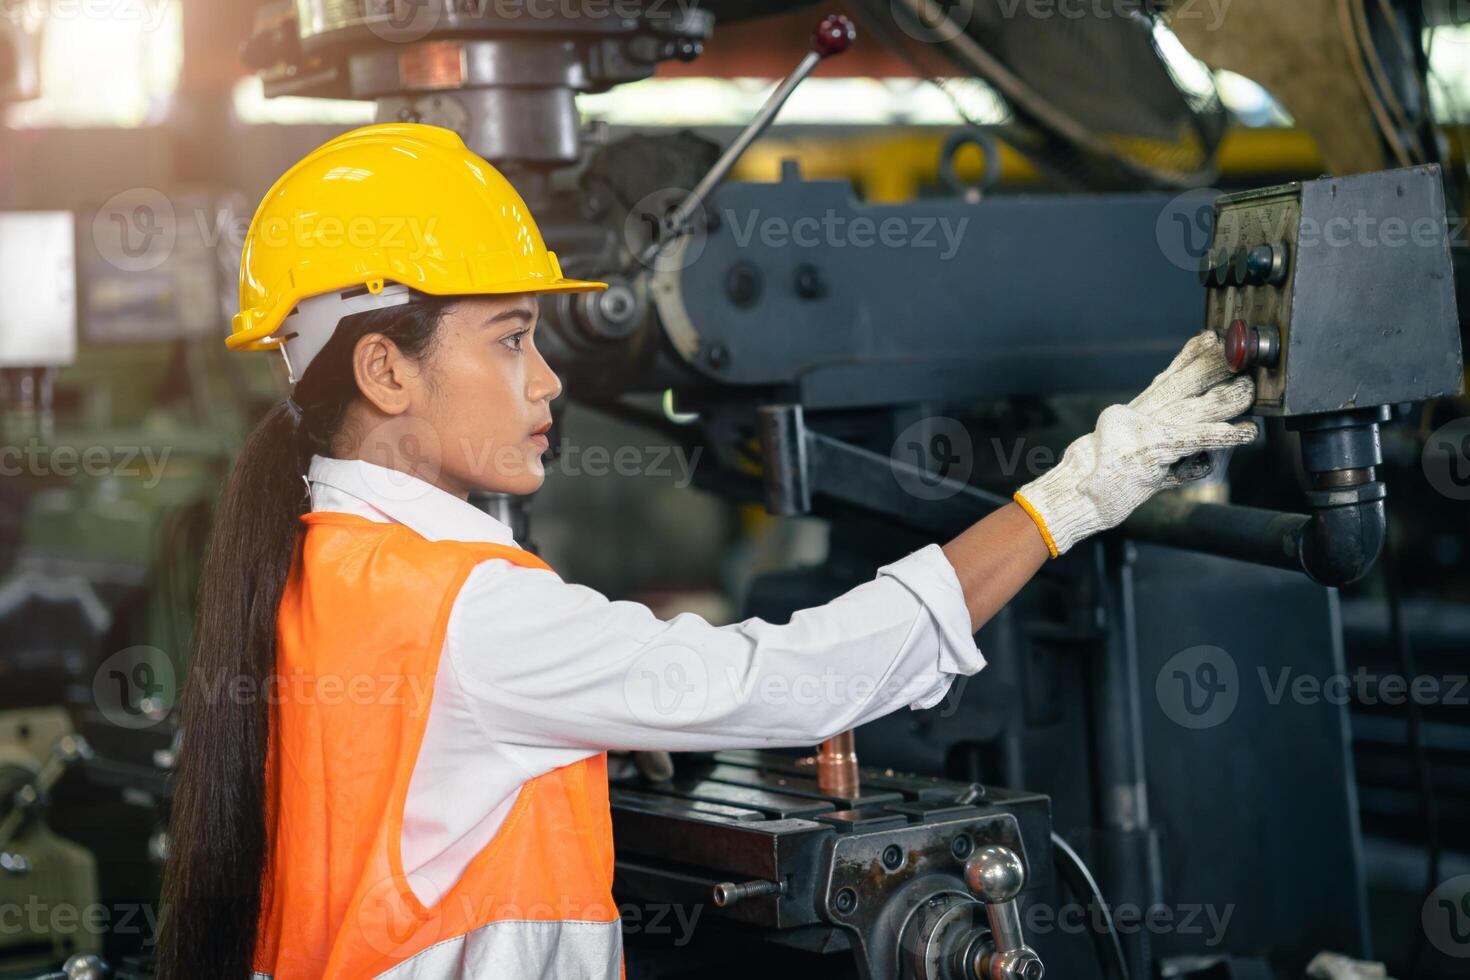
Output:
[965, 845, 1024, 903]
[63, 954, 111, 980]
[964, 846, 1044, 980]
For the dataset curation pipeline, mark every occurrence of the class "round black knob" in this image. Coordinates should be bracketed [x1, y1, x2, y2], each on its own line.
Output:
[1244, 242, 1288, 286]
[1227, 248, 1250, 286]
[1197, 251, 1215, 287]
[1211, 247, 1231, 287]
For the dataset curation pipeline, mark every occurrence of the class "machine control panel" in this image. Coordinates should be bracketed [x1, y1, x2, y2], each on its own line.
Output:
[1199, 165, 1463, 417]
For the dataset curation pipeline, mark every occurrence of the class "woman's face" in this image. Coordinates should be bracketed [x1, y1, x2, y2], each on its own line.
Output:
[427, 293, 562, 497]
[352, 292, 563, 499]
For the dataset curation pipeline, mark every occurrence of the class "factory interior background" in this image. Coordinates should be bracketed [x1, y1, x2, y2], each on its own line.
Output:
[0, 1, 1468, 978]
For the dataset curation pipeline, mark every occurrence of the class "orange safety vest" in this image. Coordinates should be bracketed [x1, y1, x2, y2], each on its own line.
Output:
[252, 513, 623, 979]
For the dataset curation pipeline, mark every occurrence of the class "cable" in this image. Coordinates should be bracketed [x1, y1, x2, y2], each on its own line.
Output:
[1352, 0, 1425, 161]
[1376, 0, 1434, 140]
[863, 0, 1219, 188]
[1338, 0, 1414, 167]
[1051, 831, 1131, 980]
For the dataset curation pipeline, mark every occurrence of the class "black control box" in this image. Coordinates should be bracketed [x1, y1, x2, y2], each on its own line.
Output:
[1199, 164, 1463, 417]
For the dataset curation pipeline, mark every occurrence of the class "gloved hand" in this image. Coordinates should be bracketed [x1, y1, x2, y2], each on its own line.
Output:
[1014, 330, 1258, 557]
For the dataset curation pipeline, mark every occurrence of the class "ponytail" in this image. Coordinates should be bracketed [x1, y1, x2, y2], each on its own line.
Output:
[157, 294, 458, 978]
[156, 403, 305, 978]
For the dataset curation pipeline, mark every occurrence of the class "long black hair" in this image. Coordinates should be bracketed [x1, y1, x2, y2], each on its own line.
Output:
[156, 293, 461, 979]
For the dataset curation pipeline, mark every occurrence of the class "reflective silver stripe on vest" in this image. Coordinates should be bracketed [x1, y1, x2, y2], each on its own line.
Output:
[374, 918, 623, 980]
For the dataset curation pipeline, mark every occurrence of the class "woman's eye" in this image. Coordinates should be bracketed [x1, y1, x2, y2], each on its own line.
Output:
[502, 330, 528, 353]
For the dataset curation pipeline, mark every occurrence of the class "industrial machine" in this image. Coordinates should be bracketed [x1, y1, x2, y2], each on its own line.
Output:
[233, 4, 1470, 976]
[613, 751, 1051, 980]
[3, 0, 1468, 978]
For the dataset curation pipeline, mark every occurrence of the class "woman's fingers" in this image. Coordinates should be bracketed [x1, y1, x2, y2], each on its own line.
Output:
[1184, 419, 1260, 453]
[1131, 331, 1235, 413]
[1162, 375, 1256, 425]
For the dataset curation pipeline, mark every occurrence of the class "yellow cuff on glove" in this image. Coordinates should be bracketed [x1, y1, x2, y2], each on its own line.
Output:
[1013, 491, 1059, 559]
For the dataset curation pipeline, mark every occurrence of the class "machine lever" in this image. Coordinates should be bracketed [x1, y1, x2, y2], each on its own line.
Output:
[964, 846, 1044, 980]
[635, 13, 856, 269]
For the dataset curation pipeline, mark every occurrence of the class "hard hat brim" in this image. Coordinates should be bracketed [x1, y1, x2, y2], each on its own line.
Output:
[228, 275, 608, 353]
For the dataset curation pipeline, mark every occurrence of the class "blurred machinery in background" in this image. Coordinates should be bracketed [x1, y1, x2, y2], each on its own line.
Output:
[0, 709, 96, 971]
[0, 183, 256, 970]
[2, 0, 1469, 978]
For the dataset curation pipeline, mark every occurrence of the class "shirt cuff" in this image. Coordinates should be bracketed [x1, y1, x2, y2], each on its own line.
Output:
[876, 543, 986, 709]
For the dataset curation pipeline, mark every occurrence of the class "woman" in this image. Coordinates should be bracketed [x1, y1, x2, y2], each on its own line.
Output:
[158, 123, 1255, 979]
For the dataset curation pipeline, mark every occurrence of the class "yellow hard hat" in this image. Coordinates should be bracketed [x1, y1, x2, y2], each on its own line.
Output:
[228, 122, 605, 356]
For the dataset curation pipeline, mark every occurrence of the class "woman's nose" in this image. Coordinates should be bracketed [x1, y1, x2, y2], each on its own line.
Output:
[529, 349, 563, 403]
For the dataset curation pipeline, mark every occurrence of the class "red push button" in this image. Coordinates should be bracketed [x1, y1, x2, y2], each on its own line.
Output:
[1224, 318, 1251, 373]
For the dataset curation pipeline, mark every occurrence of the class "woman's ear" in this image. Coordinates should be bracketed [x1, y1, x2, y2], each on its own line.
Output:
[351, 332, 417, 415]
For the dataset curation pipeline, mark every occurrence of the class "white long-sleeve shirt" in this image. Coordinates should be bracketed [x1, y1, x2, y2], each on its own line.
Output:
[304, 455, 986, 907]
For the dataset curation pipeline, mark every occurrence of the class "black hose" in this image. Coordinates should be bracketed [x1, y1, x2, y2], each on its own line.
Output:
[1051, 831, 1130, 980]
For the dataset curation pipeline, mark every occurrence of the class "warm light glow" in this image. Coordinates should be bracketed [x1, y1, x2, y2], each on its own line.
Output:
[5, 0, 183, 128]
[1427, 25, 1470, 122]
[232, 76, 375, 126]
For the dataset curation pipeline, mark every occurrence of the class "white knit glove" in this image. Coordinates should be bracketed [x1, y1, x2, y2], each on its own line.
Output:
[1014, 331, 1258, 558]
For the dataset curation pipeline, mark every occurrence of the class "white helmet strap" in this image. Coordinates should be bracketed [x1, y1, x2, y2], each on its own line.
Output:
[275, 283, 415, 385]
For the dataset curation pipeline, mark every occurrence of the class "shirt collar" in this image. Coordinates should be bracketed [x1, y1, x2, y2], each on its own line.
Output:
[305, 454, 520, 548]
